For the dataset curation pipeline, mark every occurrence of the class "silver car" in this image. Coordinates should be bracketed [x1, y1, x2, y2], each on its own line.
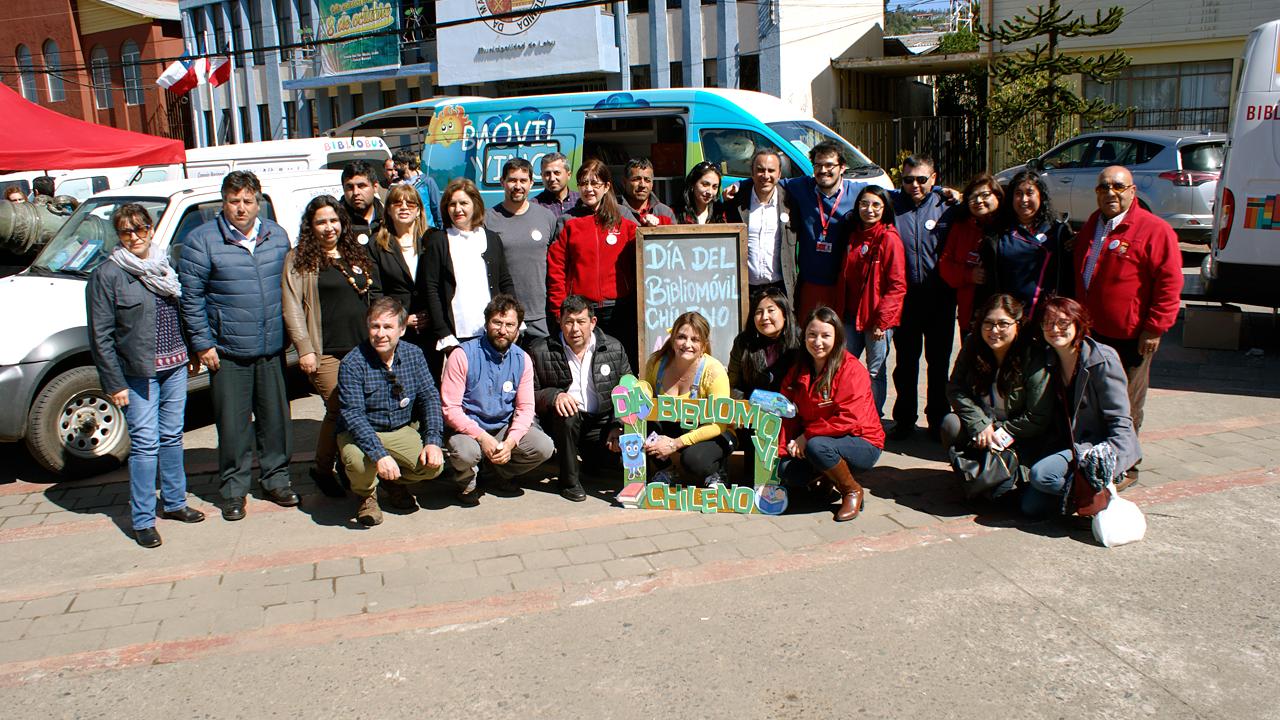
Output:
[995, 130, 1226, 243]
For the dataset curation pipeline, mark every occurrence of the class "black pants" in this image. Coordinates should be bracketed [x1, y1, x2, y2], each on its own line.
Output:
[547, 410, 620, 488]
[650, 421, 730, 485]
[892, 280, 956, 431]
[209, 353, 293, 500]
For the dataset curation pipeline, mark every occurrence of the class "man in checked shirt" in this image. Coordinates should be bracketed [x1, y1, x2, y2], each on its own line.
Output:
[337, 297, 446, 526]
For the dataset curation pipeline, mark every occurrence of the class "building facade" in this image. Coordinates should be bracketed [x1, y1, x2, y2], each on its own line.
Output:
[176, 0, 883, 148]
[1, 0, 187, 150]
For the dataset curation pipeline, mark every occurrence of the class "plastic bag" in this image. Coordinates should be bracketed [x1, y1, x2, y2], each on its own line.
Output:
[1091, 484, 1147, 547]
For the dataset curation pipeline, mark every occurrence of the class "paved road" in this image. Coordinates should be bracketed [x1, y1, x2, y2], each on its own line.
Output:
[1, 309, 1279, 719]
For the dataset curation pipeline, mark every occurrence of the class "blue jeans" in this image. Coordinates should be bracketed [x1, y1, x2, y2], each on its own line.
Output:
[782, 435, 882, 487]
[1022, 449, 1073, 518]
[846, 325, 892, 416]
[124, 368, 189, 530]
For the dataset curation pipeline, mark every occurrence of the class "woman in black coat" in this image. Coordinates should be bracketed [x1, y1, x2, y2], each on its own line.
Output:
[371, 184, 433, 347]
[416, 178, 515, 371]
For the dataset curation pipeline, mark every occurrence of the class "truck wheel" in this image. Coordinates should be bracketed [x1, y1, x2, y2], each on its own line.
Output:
[25, 367, 129, 477]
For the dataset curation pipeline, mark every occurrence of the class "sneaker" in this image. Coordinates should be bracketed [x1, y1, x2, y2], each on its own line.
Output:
[381, 481, 417, 510]
[1115, 467, 1139, 493]
[456, 475, 482, 507]
[487, 475, 524, 497]
[356, 494, 383, 526]
[704, 471, 727, 489]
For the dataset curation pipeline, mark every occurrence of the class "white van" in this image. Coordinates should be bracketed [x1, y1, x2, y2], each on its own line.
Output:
[1203, 18, 1280, 304]
[0, 170, 343, 476]
[132, 137, 392, 186]
[56, 167, 152, 202]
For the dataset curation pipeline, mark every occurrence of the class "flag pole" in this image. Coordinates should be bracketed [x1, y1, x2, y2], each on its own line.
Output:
[206, 65, 219, 147]
[227, 54, 241, 144]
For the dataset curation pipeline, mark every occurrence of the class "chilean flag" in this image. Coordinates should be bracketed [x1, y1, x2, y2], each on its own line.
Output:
[157, 55, 232, 95]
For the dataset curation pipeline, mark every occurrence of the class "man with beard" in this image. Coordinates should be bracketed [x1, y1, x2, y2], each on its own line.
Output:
[440, 295, 554, 506]
[483, 158, 558, 341]
[340, 161, 383, 244]
[617, 157, 676, 227]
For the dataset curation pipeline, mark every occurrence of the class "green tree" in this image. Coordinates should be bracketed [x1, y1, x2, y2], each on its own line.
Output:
[977, 1, 1130, 156]
[935, 28, 984, 117]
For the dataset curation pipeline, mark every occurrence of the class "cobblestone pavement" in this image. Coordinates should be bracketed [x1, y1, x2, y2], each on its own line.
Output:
[1, 312, 1279, 717]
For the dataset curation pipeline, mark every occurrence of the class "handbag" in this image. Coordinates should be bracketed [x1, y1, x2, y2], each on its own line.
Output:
[1091, 484, 1147, 547]
[948, 445, 1025, 499]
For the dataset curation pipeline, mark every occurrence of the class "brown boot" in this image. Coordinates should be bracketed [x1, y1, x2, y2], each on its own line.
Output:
[823, 460, 864, 522]
[356, 494, 383, 526]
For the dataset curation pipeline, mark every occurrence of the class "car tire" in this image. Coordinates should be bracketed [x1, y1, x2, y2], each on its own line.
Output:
[25, 366, 129, 477]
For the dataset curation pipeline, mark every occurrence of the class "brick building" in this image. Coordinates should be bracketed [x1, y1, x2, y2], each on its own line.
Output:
[1, 0, 189, 145]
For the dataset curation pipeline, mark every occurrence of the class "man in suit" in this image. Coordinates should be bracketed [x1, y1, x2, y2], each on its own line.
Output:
[727, 148, 798, 303]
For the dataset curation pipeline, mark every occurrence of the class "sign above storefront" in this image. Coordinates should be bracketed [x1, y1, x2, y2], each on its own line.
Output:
[437, 0, 619, 85]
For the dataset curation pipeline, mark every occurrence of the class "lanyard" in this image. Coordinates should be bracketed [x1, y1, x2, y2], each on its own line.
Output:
[815, 183, 845, 239]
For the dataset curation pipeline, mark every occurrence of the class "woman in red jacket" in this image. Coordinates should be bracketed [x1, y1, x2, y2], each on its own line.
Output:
[842, 185, 906, 416]
[940, 173, 1004, 336]
[780, 307, 885, 521]
[546, 158, 641, 365]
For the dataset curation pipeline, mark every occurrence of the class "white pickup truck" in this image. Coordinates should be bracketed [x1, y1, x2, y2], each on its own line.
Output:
[0, 170, 344, 476]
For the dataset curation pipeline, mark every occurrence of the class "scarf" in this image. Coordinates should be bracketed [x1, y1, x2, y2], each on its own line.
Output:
[109, 246, 182, 298]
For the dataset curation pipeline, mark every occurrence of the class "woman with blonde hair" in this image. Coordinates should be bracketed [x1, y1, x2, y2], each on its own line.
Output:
[641, 312, 734, 487]
[371, 183, 432, 345]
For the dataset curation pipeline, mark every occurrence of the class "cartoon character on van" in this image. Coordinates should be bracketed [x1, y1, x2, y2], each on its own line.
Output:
[426, 106, 472, 147]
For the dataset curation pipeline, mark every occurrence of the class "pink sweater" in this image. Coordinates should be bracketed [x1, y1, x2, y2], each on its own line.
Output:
[439, 349, 537, 444]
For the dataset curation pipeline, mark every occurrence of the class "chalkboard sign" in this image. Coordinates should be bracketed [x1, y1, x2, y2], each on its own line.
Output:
[635, 224, 748, 367]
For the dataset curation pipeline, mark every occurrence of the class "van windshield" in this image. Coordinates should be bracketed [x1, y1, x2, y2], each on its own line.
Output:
[766, 120, 881, 178]
[27, 198, 169, 277]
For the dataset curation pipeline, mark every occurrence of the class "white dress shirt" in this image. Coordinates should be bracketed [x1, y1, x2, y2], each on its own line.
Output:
[563, 332, 600, 413]
[746, 189, 783, 285]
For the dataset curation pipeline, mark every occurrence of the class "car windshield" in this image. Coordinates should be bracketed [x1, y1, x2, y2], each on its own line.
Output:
[28, 197, 169, 276]
[766, 120, 880, 177]
[1180, 142, 1225, 172]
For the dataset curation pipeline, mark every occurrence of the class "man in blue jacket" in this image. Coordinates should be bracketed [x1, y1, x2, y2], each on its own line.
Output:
[179, 171, 298, 521]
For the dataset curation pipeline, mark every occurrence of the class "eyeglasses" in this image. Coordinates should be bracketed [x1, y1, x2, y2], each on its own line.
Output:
[857, 201, 884, 210]
[1042, 319, 1074, 331]
[579, 180, 607, 189]
[813, 162, 843, 171]
[384, 368, 403, 398]
[981, 320, 1016, 331]
[901, 175, 932, 185]
[968, 191, 995, 203]
[116, 225, 151, 239]
[1095, 182, 1133, 194]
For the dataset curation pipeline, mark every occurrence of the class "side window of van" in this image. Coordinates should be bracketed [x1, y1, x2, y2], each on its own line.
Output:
[135, 168, 171, 185]
[57, 177, 106, 202]
[168, 198, 277, 265]
[699, 128, 797, 179]
[482, 143, 560, 187]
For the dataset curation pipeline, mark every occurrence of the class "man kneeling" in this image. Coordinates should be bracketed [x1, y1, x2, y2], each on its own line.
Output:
[337, 297, 445, 526]
[442, 294, 554, 506]
[531, 295, 630, 501]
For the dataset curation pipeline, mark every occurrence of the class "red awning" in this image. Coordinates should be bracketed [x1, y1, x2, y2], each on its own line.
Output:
[0, 84, 185, 171]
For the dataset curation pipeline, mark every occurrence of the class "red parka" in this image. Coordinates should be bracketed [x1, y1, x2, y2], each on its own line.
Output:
[1072, 204, 1184, 340]
[842, 221, 907, 332]
[938, 215, 986, 333]
[780, 350, 885, 452]
[546, 214, 639, 321]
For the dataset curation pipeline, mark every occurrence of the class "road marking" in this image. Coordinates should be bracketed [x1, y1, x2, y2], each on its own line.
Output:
[0, 465, 1275, 687]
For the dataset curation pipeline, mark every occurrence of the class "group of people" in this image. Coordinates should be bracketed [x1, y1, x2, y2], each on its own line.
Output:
[85, 140, 1182, 548]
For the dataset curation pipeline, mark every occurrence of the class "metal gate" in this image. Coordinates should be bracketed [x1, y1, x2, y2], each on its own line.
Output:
[839, 115, 986, 187]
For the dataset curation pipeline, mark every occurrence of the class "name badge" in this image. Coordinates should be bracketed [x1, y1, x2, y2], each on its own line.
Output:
[352, 265, 364, 275]
[531, 229, 543, 242]
[399, 397, 410, 408]
[1108, 239, 1120, 250]
[357, 233, 370, 245]
[606, 233, 618, 246]
[600, 363, 611, 377]
[779, 212, 790, 224]
[925, 219, 937, 231]
[816, 239, 833, 253]
[859, 243, 869, 256]
[502, 380, 514, 393]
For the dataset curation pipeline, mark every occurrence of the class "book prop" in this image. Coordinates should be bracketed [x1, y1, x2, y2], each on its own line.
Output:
[612, 375, 794, 515]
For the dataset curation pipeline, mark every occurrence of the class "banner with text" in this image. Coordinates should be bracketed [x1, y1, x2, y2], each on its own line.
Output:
[319, 0, 401, 75]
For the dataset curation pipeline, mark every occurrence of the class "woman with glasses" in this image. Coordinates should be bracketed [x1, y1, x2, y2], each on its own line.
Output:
[841, 185, 907, 415]
[986, 170, 1073, 318]
[284, 195, 380, 497]
[678, 162, 731, 224]
[941, 293, 1053, 500]
[1025, 295, 1140, 518]
[371, 184, 432, 346]
[546, 159, 640, 366]
[87, 204, 204, 547]
[418, 178, 516, 371]
[940, 173, 1005, 335]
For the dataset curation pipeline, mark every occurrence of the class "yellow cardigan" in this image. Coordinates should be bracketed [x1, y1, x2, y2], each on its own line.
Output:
[642, 353, 732, 446]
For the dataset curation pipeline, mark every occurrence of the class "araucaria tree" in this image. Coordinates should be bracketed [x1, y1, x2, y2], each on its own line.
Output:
[977, 1, 1130, 152]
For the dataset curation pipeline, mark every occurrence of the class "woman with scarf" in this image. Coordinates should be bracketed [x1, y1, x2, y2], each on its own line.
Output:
[284, 195, 380, 497]
[88, 204, 204, 548]
[841, 185, 907, 416]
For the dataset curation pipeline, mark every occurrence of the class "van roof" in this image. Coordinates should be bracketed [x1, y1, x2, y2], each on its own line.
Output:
[91, 169, 343, 201]
[330, 88, 812, 137]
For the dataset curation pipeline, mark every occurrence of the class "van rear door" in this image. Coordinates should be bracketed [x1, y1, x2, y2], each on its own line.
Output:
[581, 106, 688, 206]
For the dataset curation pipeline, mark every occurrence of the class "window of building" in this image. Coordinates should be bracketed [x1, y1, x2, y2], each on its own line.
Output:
[16, 45, 38, 102]
[1084, 60, 1233, 111]
[248, 0, 266, 65]
[91, 47, 113, 109]
[122, 41, 144, 106]
[43, 40, 65, 102]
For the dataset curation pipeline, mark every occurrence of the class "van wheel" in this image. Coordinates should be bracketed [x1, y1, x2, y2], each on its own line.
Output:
[25, 367, 129, 477]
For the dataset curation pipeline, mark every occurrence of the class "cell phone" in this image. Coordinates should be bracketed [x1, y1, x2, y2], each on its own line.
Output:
[992, 427, 1014, 451]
